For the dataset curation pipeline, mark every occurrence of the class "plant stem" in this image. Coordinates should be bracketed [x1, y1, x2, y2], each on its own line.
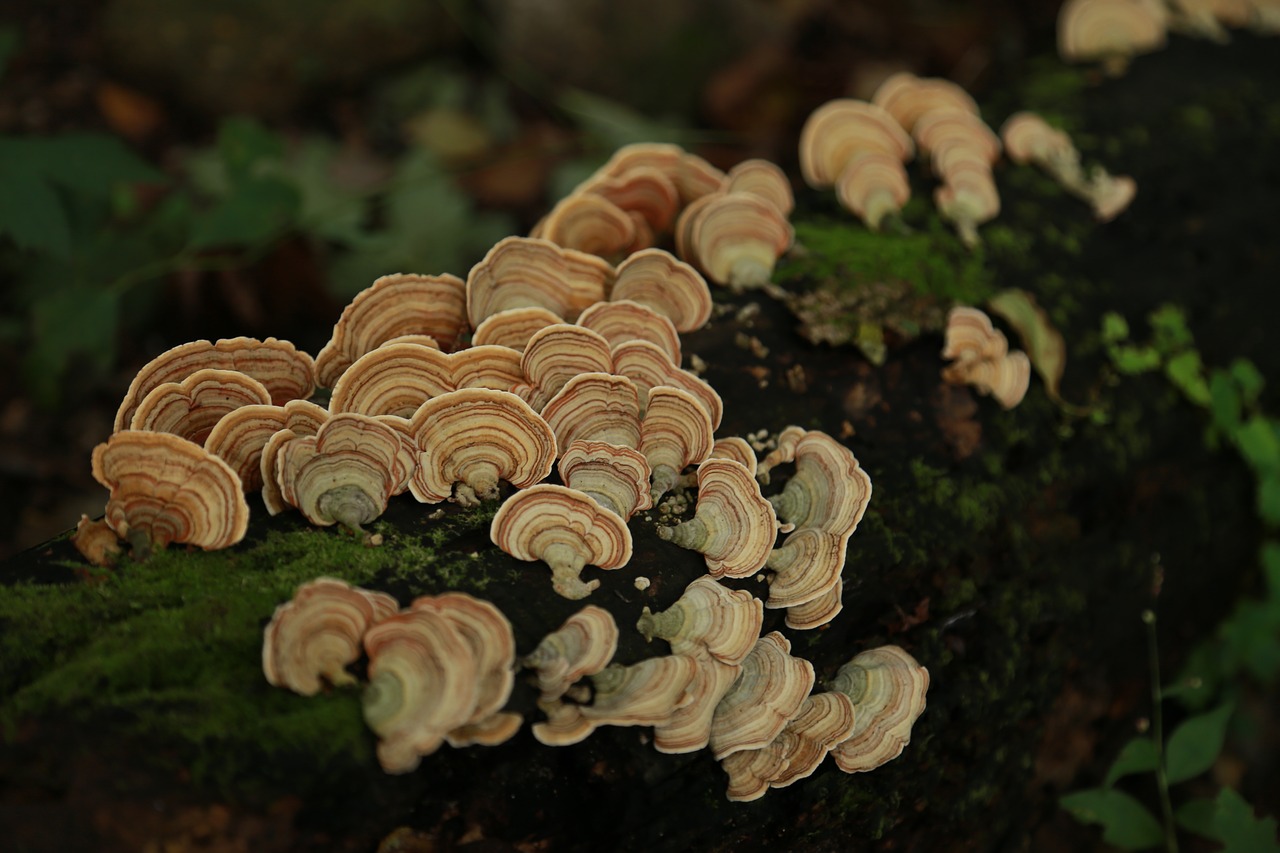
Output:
[1143, 609, 1179, 853]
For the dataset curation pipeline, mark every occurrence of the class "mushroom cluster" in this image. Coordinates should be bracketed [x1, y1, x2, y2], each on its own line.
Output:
[1001, 112, 1136, 222]
[941, 307, 1031, 409]
[531, 143, 795, 292]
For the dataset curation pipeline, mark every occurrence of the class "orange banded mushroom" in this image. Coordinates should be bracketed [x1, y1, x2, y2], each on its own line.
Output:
[829, 645, 930, 773]
[406, 388, 556, 506]
[726, 159, 795, 217]
[941, 307, 1032, 409]
[91, 431, 249, 558]
[1001, 112, 1137, 222]
[635, 575, 763, 666]
[653, 651, 743, 754]
[522, 605, 620, 703]
[871, 72, 981, 133]
[765, 528, 847, 609]
[276, 413, 415, 531]
[610, 249, 713, 334]
[835, 152, 911, 232]
[720, 692, 857, 801]
[71, 514, 122, 567]
[206, 399, 329, 492]
[262, 577, 399, 696]
[465, 236, 615, 329]
[934, 163, 1001, 248]
[708, 631, 815, 760]
[577, 300, 682, 364]
[1057, 0, 1169, 75]
[541, 372, 643, 450]
[471, 306, 563, 350]
[490, 483, 633, 600]
[682, 191, 794, 291]
[315, 273, 468, 387]
[756, 425, 807, 485]
[576, 165, 682, 234]
[557, 440, 653, 520]
[799, 100, 914, 189]
[595, 142, 728, 205]
[640, 386, 715, 501]
[785, 578, 844, 630]
[658, 458, 778, 579]
[129, 367, 272, 445]
[515, 324, 614, 411]
[767, 430, 872, 540]
[260, 406, 330, 515]
[612, 340, 724, 430]
[535, 192, 636, 260]
[114, 337, 315, 433]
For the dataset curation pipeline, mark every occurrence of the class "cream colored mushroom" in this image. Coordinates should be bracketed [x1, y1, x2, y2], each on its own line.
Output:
[765, 528, 847, 610]
[941, 307, 1031, 409]
[829, 645, 930, 773]
[557, 440, 653, 520]
[610, 249, 713, 334]
[708, 632, 815, 760]
[205, 400, 329, 492]
[799, 100, 914, 189]
[1057, 0, 1169, 75]
[515, 323, 614, 411]
[471, 306, 563, 350]
[540, 372, 643, 451]
[658, 458, 778, 579]
[612, 340, 724, 430]
[635, 575, 763, 665]
[522, 605, 620, 702]
[465, 236, 615, 328]
[680, 191, 794, 291]
[767, 430, 872, 540]
[129, 368, 272, 445]
[726, 159, 795, 217]
[653, 650, 743, 754]
[640, 386, 715, 501]
[720, 692, 857, 801]
[577, 300, 682, 364]
[871, 72, 981, 133]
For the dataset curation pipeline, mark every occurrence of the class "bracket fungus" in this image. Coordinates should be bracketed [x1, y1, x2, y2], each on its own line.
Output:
[720, 691, 858, 802]
[262, 577, 399, 696]
[1001, 111, 1136, 222]
[490, 483, 633, 599]
[465, 236, 614, 328]
[834, 151, 912, 232]
[515, 324, 614, 410]
[328, 342, 524, 418]
[610, 249, 713, 334]
[756, 425, 807, 485]
[611, 340, 724, 430]
[652, 651, 743, 755]
[1057, 0, 1169, 75]
[71, 513, 122, 567]
[871, 72, 981, 133]
[594, 142, 728, 206]
[522, 605, 620, 703]
[635, 575, 763, 666]
[113, 337, 315, 434]
[541, 372, 643, 451]
[764, 528, 847, 610]
[725, 159, 795, 217]
[128, 367, 273, 445]
[828, 645, 930, 773]
[658, 458, 778, 579]
[532, 654, 698, 747]
[557, 440, 653, 520]
[941, 307, 1032, 409]
[767, 430, 872, 540]
[577, 300, 682, 365]
[784, 580, 845, 631]
[91, 430, 249, 558]
[708, 632, 815, 760]
[275, 413, 415, 531]
[471, 306, 563, 350]
[799, 100, 914, 188]
[205, 399, 328, 492]
[406, 388, 556, 506]
[533, 192, 638, 260]
[574, 165, 681, 235]
[640, 386, 715, 502]
[676, 190, 794, 291]
[314, 273, 468, 387]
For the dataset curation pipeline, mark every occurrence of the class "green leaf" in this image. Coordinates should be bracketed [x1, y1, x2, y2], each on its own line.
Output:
[1260, 475, 1280, 528]
[0, 165, 71, 257]
[217, 117, 285, 181]
[23, 282, 120, 406]
[188, 178, 299, 249]
[37, 133, 164, 196]
[1110, 345, 1161, 374]
[1235, 416, 1280, 474]
[1176, 797, 1220, 838]
[1149, 303, 1194, 353]
[1210, 371, 1243, 434]
[1220, 600, 1280, 681]
[1230, 359, 1265, 407]
[1101, 311, 1130, 343]
[1165, 702, 1234, 784]
[1213, 787, 1280, 852]
[1263, 542, 1280, 599]
[988, 288, 1067, 403]
[1166, 350, 1210, 406]
[1104, 737, 1159, 787]
[1060, 788, 1164, 850]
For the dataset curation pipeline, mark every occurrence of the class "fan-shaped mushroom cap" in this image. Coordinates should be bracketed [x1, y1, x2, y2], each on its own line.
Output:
[406, 388, 556, 506]
[799, 100, 914, 189]
[1000, 112, 1137, 222]
[259, 405, 330, 515]
[450, 345, 527, 391]
[610, 249, 713, 334]
[541, 372, 643, 450]
[673, 193, 718, 275]
[641, 386, 715, 501]
[765, 528, 847, 609]
[720, 691, 858, 801]
[596, 142, 728, 205]
[91, 431, 249, 556]
[515, 324, 614, 411]
[577, 165, 682, 234]
[709, 436, 757, 477]
[1057, 0, 1168, 72]
[535, 192, 636, 260]
[913, 110, 1002, 167]
[934, 165, 1000, 248]
[726, 159, 795, 217]
[263, 577, 399, 696]
[768, 431, 872, 539]
[522, 605, 620, 703]
[829, 645, 930, 773]
[871, 72, 981, 133]
[71, 514, 122, 567]
[1001, 111, 1077, 168]
[834, 152, 912, 232]
[658, 458, 778, 579]
[465, 236, 615, 329]
[471, 306, 563, 350]
[362, 609, 481, 773]
[1088, 174, 1138, 223]
[557, 440, 653, 519]
[942, 307, 1031, 409]
[129, 367, 272, 445]
[328, 343, 454, 417]
[684, 192, 794, 290]
[577, 300, 682, 364]
[709, 631, 815, 759]
[636, 575, 763, 665]
[206, 399, 329, 492]
[276, 413, 415, 530]
[612, 341, 724, 429]
[315, 273, 467, 387]
[756, 425, 807, 485]
[531, 654, 699, 747]
[114, 337, 316, 433]
[785, 577, 843, 630]
[653, 650, 743, 754]
[490, 483, 633, 599]
[410, 592, 521, 748]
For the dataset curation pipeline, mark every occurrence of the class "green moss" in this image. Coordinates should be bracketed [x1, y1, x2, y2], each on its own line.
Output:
[908, 457, 1006, 531]
[0, 506, 497, 788]
[1010, 57, 1089, 133]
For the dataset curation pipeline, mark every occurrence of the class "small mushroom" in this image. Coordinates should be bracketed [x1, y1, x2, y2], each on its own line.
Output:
[91, 431, 249, 558]
[465, 236, 615, 328]
[871, 72, 981, 133]
[767, 430, 872, 540]
[1001, 112, 1136, 222]
[362, 609, 481, 773]
[541, 372, 643, 450]
[576, 165, 681, 234]
[834, 152, 912, 232]
[653, 650, 743, 754]
[658, 458, 778, 579]
[129, 368, 272, 445]
[327, 342, 454, 418]
[522, 605, 620, 703]
[640, 386, 715, 502]
[205, 400, 329, 492]
[276, 413, 416, 531]
[315, 273, 468, 387]
[260, 405, 330, 515]
[612, 340, 724, 429]
[406, 388, 556, 506]
[720, 692, 857, 801]
[1057, 0, 1169, 76]
[709, 436, 758, 477]
[635, 575, 763, 666]
[515, 324, 614, 411]
[532, 654, 699, 747]
[114, 337, 316, 433]
[799, 100, 914, 189]
[708, 632, 815, 760]
[679, 191, 794, 291]
[262, 577, 399, 696]
[490, 483, 633, 599]
[594, 142, 728, 205]
[471, 306, 563, 350]
[71, 514, 122, 567]
[933, 162, 1001, 248]
[828, 645, 930, 773]
[610, 249, 713, 333]
[784, 579, 844, 630]
[725, 159, 795, 217]
[765, 528, 847, 610]
[577, 300, 682, 364]
[534, 192, 637, 260]
[558, 440, 653, 520]
[941, 307, 1031, 409]
[756, 425, 806, 485]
